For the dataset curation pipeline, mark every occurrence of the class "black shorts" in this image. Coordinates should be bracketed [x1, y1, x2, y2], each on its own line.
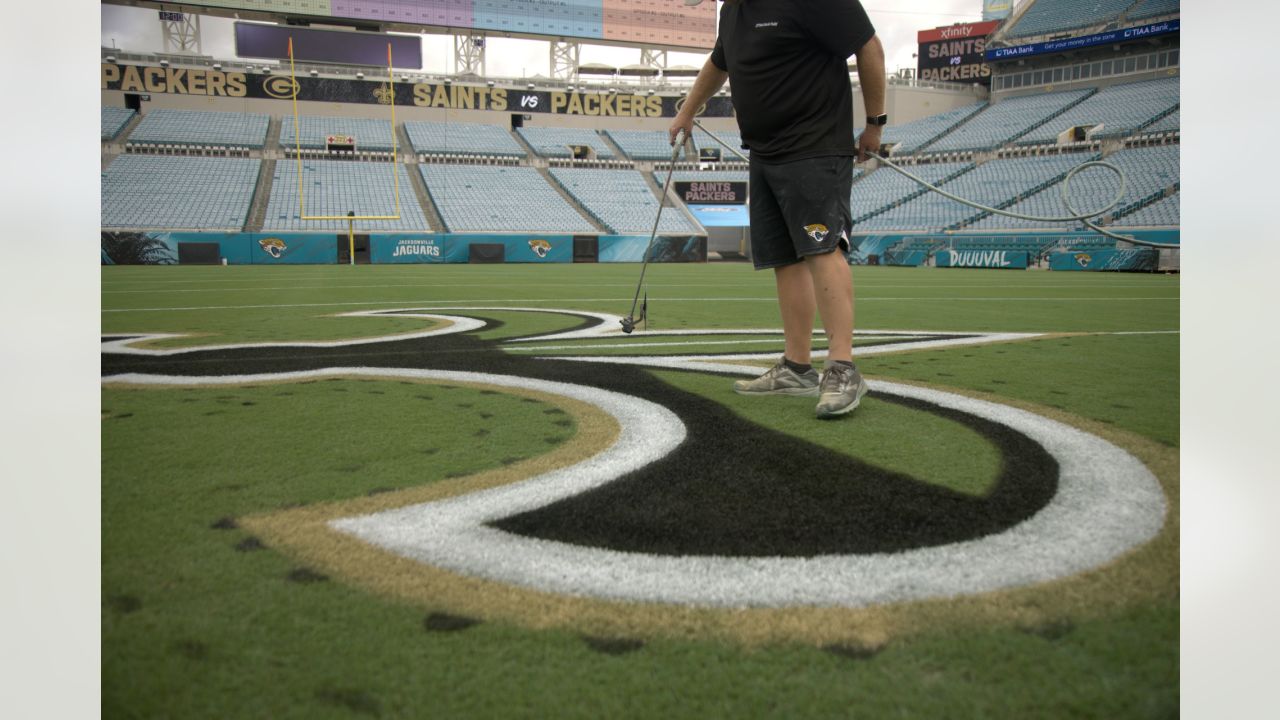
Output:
[749, 155, 854, 270]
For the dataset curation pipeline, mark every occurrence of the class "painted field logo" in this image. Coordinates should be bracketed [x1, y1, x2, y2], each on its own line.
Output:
[528, 239, 552, 258]
[803, 224, 829, 243]
[258, 237, 287, 259]
[392, 240, 440, 258]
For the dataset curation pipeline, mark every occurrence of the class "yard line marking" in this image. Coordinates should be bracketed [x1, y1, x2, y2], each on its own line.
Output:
[103, 297, 1179, 313]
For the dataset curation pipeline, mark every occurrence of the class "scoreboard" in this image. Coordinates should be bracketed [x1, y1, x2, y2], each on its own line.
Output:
[917, 20, 1000, 85]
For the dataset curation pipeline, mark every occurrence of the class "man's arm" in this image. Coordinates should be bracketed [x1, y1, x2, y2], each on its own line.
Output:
[669, 55, 730, 145]
[855, 34, 886, 162]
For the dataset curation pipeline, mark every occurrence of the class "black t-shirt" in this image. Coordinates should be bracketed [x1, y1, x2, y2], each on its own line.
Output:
[710, 0, 876, 163]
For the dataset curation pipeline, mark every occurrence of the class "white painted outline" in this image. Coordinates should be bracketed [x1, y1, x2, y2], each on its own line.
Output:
[100, 308, 1166, 608]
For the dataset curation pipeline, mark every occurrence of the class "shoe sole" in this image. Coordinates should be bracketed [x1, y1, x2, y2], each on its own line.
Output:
[815, 381, 869, 419]
[733, 385, 819, 397]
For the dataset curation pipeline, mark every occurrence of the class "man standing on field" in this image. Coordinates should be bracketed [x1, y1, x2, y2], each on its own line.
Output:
[670, 0, 886, 418]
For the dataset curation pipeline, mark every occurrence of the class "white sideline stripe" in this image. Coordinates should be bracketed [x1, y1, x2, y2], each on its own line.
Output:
[102, 297, 1177, 313]
[319, 366, 1165, 608]
[509, 335, 921, 352]
[548, 333, 1043, 367]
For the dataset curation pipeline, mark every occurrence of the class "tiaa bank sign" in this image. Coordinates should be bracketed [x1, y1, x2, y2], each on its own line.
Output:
[936, 249, 1029, 269]
[372, 235, 445, 264]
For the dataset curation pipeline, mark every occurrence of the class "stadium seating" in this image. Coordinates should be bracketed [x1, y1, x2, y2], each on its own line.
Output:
[1005, 0, 1136, 39]
[102, 106, 136, 140]
[263, 159, 430, 231]
[404, 120, 525, 157]
[1112, 192, 1178, 226]
[1129, 0, 1180, 21]
[856, 154, 1093, 232]
[965, 145, 1178, 230]
[518, 126, 615, 159]
[605, 129, 682, 160]
[128, 109, 270, 148]
[1017, 77, 1178, 143]
[865, 103, 986, 155]
[851, 161, 972, 222]
[279, 115, 397, 151]
[421, 164, 597, 233]
[549, 168, 702, 234]
[667, 170, 749, 184]
[925, 89, 1093, 152]
[694, 128, 749, 158]
[101, 155, 260, 230]
[1141, 109, 1180, 134]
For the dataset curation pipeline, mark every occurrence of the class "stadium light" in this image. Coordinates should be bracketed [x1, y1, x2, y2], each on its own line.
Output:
[213, 63, 222, 70]
[567, 85, 574, 92]
[487, 80, 495, 88]
[310, 69, 319, 77]
[357, 71, 365, 79]
[527, 83, 535, 90]
[106, 55, 116, 63]
[159, 59, 169, 67]
[444, 78, 452, 85]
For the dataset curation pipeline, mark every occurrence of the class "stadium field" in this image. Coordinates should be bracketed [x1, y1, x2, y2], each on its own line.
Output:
[102, 263, 1179, 718]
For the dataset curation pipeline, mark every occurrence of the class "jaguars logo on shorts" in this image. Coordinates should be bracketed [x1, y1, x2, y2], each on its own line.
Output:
[803, 224, 829, 243]
[528, 239, 552, 258]
[259, 238, 287, 259]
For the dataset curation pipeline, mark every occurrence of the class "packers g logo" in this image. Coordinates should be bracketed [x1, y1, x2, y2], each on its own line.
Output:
[1075, 253, 1092, 268]
[263, 76, 301, 99]
[528, 239, 552, 258]
[258, 237, 287, 259]
[673, 96, 708, 117]
[803, 223, 829, 243]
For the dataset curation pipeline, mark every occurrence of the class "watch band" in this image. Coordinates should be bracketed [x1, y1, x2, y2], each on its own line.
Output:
[868, 114, 888, 126]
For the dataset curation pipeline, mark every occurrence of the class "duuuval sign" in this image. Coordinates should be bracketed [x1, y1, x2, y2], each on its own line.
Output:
[937, 250, 1029, 269]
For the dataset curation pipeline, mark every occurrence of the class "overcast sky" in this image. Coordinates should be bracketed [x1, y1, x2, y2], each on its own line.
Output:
[100, 1, 988, 77]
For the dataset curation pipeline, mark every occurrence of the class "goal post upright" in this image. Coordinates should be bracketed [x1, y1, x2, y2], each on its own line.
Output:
[288, 37, 402, 223]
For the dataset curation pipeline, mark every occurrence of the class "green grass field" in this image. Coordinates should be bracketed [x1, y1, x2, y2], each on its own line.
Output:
[102, 263, 1179, 718]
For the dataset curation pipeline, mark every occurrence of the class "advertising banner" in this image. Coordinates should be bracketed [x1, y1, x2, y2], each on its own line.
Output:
[986, 19, 1179, 61]
[936, 249, 1029, 269]
[917, 21, 1000, 85]
[599, 235, 706, 263]
[370, 234, 446, 264]
[675, 181, 748, 205]
[1048, 248, 1157, 271]
[101, 63, 736, 118]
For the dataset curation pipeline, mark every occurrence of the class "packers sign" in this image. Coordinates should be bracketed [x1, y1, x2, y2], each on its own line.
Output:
[916, 21, 1000, 85]
[101, 63, 735, 118]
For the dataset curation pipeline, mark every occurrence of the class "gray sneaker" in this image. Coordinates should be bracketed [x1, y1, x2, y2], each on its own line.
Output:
[733, 358, 820, 396]
[815, 361, 869, 418]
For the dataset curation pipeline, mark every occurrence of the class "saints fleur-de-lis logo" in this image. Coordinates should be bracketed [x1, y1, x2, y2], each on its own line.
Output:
[373, 83, 393, 105]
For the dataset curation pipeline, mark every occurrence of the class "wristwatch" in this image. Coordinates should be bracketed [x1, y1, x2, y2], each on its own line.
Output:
[867, 113, 888, 126]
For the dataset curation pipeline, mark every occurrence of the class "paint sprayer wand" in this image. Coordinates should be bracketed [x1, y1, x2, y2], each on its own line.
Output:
[620, 127, 688, 334]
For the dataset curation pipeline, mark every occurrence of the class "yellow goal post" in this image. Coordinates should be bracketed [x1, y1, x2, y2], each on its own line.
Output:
[287, 36, 401, 222]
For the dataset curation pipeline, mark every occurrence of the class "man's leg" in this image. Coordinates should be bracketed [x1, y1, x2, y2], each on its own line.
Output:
[774, 261, 816, 365]
[804, 249, 853, 362]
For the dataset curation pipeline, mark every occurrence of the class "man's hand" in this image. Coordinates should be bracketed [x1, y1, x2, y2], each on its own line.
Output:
[669, 113, 694, 147]
[857, 125, 883, 163]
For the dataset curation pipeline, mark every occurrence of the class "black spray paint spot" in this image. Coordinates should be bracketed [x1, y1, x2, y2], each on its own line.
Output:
[423, 612, 480, 633]
[582, 636, 645, 656]
[286, 568, 329, 584]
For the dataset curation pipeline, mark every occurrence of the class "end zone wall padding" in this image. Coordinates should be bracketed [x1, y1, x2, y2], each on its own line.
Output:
[468, 243, 506, 263]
